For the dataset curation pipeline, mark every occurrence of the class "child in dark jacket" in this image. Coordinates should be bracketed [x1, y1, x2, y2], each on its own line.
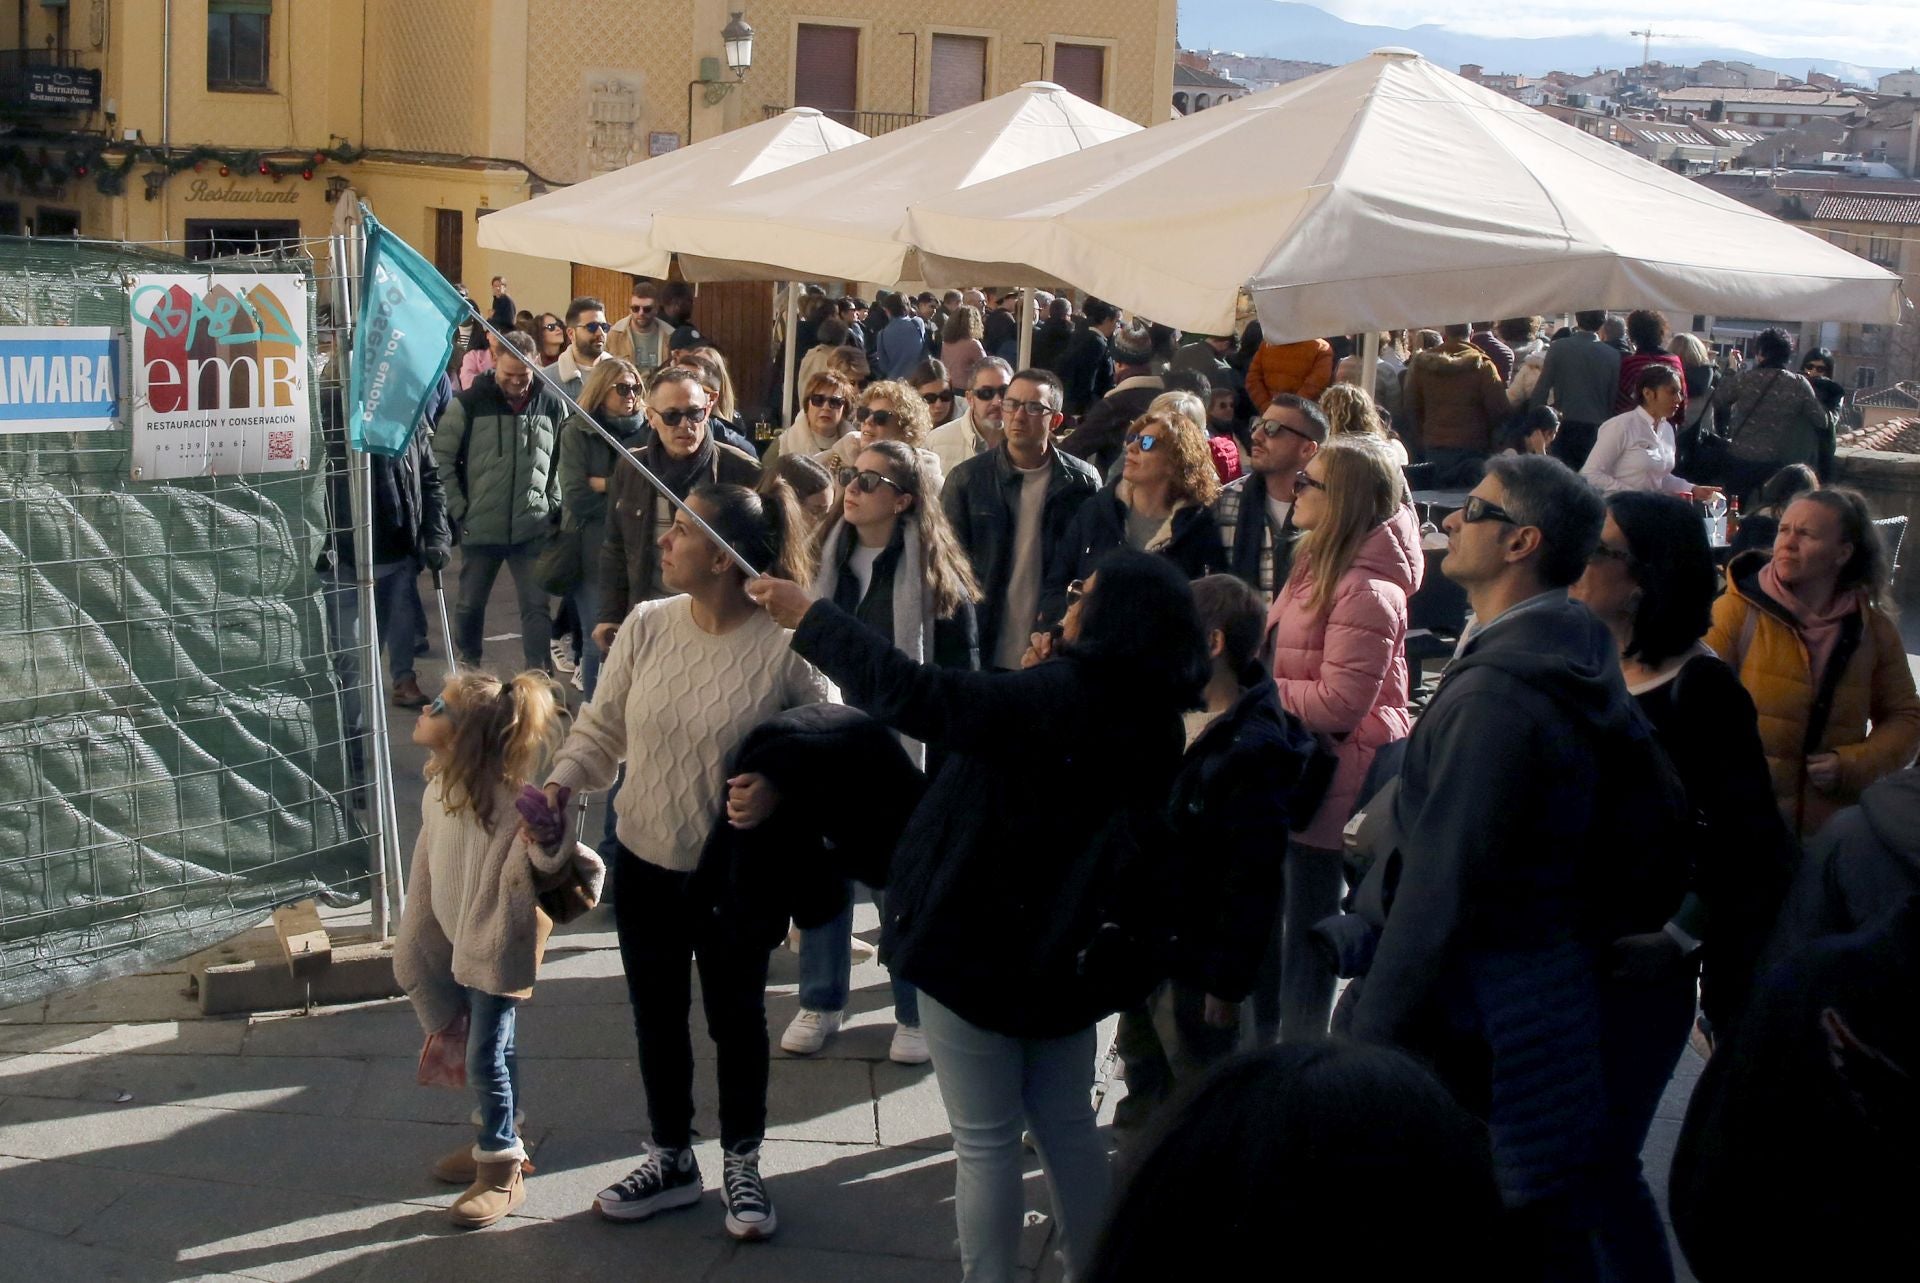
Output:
[1114, 574, 1318, 1126]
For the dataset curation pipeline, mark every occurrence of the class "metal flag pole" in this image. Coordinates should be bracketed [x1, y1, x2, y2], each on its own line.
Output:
[431, 568, 458, 676]
[462, 306, 763, 579]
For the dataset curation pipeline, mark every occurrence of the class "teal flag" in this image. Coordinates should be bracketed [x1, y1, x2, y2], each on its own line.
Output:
[349, 208, 466, 457]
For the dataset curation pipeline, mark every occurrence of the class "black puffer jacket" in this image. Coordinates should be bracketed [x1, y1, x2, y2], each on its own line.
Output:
[1041, 483, 1226, 624]
[792, 599, 1184, 1038]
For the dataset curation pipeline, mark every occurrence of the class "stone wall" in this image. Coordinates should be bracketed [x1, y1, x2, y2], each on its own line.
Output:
[1834, 446, 1920, 602]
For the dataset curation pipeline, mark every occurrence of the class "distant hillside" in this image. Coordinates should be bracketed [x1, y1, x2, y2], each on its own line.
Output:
[1178, 1, 1894, 84]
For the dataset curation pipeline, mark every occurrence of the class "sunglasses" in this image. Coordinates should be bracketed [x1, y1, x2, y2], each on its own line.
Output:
[655, 405, 710, 426]
[855, 407, 895, 427]
[1124, 431, 1161, 452]
[838, 467, 906, 495]
[1065, 578, 1088, 605]
[809, 394, 848, 410]
[425, 695, 450, 718]
[1460, 495, 1517, 525]
[541, 322, 563, 332]
[924, 389, 955, 403]
[1005, 398, 1055, 418]
[632, 303, 655, 315]
[580, 321, 612, 334]
[1256, 417, 1316, 444]
[970, 386, 1007, 401]
[1805, 364, 1831, 375]
[611, 382, 642, 397]
[1588, 543, 1639, 572]
[1294, 469, 1327, 492]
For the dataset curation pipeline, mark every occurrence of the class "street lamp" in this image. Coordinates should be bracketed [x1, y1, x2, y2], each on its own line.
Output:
[688, 10, 755, 142]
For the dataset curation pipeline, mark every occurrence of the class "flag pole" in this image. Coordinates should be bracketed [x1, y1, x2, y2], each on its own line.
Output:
[461, 306, 763, 579]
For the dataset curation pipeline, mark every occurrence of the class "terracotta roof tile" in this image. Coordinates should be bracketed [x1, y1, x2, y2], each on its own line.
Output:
[1812, 196, 1920, 224]
[1840, 415, 1920, 453]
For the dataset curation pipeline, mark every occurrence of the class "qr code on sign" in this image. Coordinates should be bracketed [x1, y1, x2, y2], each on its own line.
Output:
[267, 431, 295, 461]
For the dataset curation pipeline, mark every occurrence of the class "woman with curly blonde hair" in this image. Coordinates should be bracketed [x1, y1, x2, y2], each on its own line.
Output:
[827, 379, 946, 492]
[1041, 408, 1226, 623]
[1320, 382, 1408, 467]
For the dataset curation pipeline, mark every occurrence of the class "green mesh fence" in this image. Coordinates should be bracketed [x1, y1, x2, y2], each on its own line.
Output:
[0, 236, 370, 1007]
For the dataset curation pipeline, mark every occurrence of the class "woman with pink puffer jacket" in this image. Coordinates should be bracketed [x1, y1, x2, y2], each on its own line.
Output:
[1252, 434, 1422, 1044]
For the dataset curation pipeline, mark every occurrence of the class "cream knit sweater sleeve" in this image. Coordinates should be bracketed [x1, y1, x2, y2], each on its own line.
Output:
[548, 600, 654, 795]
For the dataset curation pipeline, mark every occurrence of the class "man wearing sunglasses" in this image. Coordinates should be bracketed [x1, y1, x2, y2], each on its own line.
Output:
[606, 281, 665, 370]
[556, 296, 612, 398]
[1213, 394, 1325, 601]
[941, 368, 1100, 669]
[593, 367, 761, 658]
[432, 329, 569, 672]
[927, 357, 1012, 477]
[1349, 454, 1677, 1275]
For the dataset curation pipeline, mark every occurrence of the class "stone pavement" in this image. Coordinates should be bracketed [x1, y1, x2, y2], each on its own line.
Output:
[0, 561, 1712, 1281]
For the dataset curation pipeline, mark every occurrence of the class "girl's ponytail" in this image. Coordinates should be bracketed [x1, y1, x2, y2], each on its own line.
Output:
[501, 671, 568, 795]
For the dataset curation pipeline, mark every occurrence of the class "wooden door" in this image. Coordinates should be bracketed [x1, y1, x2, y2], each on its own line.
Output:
[697, 281, 775, 423]
[570, 264, 636, 314]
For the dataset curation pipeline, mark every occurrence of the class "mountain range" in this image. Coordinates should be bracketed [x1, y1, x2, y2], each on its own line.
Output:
[1178, 1, 1897, 85]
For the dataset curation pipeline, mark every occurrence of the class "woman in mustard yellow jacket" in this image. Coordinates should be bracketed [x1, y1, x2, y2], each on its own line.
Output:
[1706, 488, 1920, 838]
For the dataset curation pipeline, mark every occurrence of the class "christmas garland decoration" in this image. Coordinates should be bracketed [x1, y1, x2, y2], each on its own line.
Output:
[0, 137, 364, 198]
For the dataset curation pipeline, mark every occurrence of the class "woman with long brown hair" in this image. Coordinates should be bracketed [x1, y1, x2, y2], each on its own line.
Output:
[533, 312, 568, 366]
[781, 438, 980, 1065]
[1256, 435, 1422, 1044]
[545, 481, 833, 1241]
[941, 304, 988, 399]
[1041, 407, 1225, 623]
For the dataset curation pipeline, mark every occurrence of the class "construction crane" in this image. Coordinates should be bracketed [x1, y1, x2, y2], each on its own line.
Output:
[1630, 28, 1676, 70]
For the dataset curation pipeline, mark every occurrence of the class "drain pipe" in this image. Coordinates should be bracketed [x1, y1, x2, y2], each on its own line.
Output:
[160, 1, 171, 227]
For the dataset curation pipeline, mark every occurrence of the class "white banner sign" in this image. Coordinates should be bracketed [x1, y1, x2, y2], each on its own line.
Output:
[128, 272, 311, 479]
[0, 326, 122, 434]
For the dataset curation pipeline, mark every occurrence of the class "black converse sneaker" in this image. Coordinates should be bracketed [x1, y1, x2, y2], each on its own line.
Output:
[594, 1145, 703, 1222]
[722, 1139, 778, 1240]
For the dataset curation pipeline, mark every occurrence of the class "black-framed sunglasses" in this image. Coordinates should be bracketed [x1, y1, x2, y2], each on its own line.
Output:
[631, 303, 655, 315]
[610, 382, 642, 397]
[579, 321, 613, 334]
[1294, 469, 1327, 492]
[541, 322, 564, 332]
[970, 385, 1007, 401]
[1460, 495, 1518, 525]
[838, 467, 906, 495]
[1124, 431, 1161, 452]
[854, 406, 896, 427]
[924, 388, 955, 403]
[655, 405, 710, 426]
[808, 394, 848, 410]
[1256, 417, 1316, 444]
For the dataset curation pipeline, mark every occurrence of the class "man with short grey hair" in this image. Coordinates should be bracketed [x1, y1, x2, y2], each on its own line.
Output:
[927, 357, 1013, 477]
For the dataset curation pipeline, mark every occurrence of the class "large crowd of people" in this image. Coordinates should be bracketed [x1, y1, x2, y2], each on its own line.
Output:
[385, 280, 1920, 1280]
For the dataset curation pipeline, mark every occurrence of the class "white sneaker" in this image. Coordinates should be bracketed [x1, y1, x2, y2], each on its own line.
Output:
[780, 1008, 842, 1055]
[570, 664, 586, 692]
[550, 641, 578, 674]
[888, 1023, 930, 1065]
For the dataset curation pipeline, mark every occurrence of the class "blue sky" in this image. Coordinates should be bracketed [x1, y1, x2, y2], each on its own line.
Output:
[1311, 1, 1917, 70]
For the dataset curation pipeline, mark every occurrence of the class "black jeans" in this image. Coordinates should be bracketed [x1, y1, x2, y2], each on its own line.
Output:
[612, 845, 772, 1149]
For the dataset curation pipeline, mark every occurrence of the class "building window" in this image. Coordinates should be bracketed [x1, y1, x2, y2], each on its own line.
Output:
[794, 24, 859, 126]
[1867, 235, 1899, 268]
[433, 209, 464, 283]
[1856, 366, 1878, 390]
[928, 34, 987, 115]
[1755, 113, 1774, 126]
[1052, 43, 1106, 106]
[184, 219, 299, 260]
[208, 1, 271, 91]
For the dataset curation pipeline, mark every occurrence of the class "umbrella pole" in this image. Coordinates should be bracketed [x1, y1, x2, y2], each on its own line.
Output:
[1359, 329, 1380, 401]
[783, 282, 800, 422]
[1017, 288, 1034, 371]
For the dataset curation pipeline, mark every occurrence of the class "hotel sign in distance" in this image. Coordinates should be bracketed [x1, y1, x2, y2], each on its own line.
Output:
[0, 326, 122, 434]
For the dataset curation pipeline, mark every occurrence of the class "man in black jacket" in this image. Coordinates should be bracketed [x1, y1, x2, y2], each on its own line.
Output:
[1350, 455, 1648, 1277]
[1057, 299, 1119, 418]
[941, 368, 1099, 669]
[1213, 394, 1324, 601]
[1059, 321, 1164, 475]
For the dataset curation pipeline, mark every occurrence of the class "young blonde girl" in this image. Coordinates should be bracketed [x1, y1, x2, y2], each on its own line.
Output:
[394, 670, 587, 1230]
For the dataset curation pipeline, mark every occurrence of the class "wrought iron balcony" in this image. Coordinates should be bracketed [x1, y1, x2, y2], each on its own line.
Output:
[762, 103, 927, 136]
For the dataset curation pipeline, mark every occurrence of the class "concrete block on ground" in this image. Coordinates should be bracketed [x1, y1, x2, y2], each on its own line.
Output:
[42, 972, 204, 1026]
[196, 940, 401, 1016]
[242, 1004, 422, 1059]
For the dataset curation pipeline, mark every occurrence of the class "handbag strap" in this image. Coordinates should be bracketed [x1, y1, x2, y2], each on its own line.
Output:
[1727, 369, 1784, 443]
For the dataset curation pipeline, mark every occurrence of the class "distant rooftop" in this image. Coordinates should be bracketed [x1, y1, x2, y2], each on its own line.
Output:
[1174, 63, 1243, 92]
[1661, 87, 1861, 107]
[1812, 196, 1920, 224]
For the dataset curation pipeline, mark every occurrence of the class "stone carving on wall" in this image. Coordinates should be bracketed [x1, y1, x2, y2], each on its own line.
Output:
[585, 70, 645, 174]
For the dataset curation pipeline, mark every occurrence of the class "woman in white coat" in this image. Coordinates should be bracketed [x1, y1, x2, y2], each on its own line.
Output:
[1583, 364, 1722, 502]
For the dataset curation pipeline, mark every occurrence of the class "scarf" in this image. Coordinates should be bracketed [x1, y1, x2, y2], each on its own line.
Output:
[596, 412, 645, 447]
[651, 429, 716, 500]
[813, 518, 935, 768]
[1759, 559, 1865, 685]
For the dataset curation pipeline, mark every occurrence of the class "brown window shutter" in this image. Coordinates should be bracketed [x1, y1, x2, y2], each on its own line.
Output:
[1052, 44, 1106, 106]
[795, 25, 859, 125]
[928, 34, 987, 116]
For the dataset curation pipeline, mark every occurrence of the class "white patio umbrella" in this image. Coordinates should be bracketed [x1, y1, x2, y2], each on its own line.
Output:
[648, 82, 1141, 288]
[901, 49, 1905, 341]
[475, 106, 868, 277]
